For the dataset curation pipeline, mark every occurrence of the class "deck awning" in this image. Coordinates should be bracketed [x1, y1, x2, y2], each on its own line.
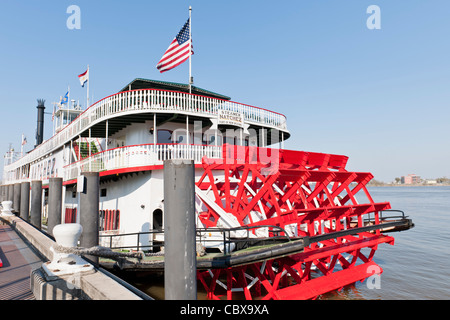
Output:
[119, 78, 231, 101]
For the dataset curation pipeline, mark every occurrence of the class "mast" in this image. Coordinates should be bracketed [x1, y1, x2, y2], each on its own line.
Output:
[66, 86, 70, 128]
[20, 134, 24, 157]
[87, 65, 90, 108]
[189, 6, 192, 94]
[188, 6, 192, 145]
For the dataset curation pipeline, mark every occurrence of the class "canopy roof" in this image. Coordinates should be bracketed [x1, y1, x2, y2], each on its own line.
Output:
[120, 78, 231, 101]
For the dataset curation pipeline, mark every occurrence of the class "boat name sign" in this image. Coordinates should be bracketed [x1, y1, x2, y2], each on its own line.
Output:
[218, 110, 244, 128]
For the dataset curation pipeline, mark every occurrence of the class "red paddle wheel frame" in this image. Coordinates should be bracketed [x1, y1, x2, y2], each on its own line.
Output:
[195, 145, 395, 300]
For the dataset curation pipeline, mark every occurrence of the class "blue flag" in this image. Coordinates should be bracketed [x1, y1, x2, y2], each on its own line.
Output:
[61, 91, 69, 105]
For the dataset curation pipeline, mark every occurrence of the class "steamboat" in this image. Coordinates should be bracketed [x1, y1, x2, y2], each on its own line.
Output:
[1, 77, 414, 300]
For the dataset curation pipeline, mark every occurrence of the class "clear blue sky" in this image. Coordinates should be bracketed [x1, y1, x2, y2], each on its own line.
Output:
[1, 0, 449, 182]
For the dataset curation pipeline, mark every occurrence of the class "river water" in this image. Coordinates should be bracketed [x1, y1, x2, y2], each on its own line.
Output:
[320, 186, 450, 300]
[129, 186, 450, 300]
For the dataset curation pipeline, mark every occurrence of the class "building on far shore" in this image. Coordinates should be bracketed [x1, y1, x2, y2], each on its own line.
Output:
[401, 174, 421, 184]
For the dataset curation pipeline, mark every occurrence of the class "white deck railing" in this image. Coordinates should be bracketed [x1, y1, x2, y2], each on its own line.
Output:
[4, 89, 287, 176]
[63, 143, 222, 181]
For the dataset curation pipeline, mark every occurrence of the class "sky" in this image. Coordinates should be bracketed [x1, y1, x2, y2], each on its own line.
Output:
[0, 0, 449, 182]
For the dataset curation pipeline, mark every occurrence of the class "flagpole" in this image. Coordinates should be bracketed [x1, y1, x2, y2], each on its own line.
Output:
[87, 65, 90, 108]
[52, 102, 56, 135]
[189, 6, 192, 94]
[67, 85, 70, 124]
[188, 6, 192, 146]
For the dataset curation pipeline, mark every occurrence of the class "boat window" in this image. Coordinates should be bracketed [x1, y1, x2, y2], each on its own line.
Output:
[65, 208, 77, 223]
[202, 135, 208, 145]
[176, 135, 187, 143]
[224, 136, 236, 145]
[203, 134, 220, 146]
[157, 130, 172, 144]
[172, 129, 187, 144]
[99, 210, 120, 231]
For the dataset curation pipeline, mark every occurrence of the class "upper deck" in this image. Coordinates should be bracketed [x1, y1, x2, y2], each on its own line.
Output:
[3, 79, 290, 183]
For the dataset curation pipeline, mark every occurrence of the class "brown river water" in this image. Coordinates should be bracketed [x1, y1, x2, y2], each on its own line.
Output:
[321, 186, 450, 300]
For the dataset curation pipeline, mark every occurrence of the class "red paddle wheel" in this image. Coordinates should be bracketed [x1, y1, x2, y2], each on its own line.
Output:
[195, 144, 401, 300]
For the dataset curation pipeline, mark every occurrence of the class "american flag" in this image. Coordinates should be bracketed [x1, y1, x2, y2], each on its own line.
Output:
[156, 19, 193, 73]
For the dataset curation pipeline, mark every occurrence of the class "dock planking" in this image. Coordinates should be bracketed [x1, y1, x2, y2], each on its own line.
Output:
[0, 220, 45, 300]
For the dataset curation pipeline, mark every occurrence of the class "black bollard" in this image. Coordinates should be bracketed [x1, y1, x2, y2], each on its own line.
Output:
[48, 177, 63, 237]
[20, 182, 30, 221]
[79, 172, 99, 265]
[8, 184, 14, 203]
[13, 183, 21, 214]
[30, 180, 42, 229]
[163, 159, 197, 300]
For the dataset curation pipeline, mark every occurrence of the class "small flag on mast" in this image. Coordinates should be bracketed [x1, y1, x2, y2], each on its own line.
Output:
[156, 18, 193, 73]
[21, 134, 27, 146]
[78, 66, 90, 108]
[78, 67, 89, 87]
[60, 91, 69, 105]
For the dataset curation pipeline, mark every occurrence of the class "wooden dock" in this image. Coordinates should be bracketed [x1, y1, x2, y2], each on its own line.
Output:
[0, 220, 45, 300]
[0, 215, 148, 300]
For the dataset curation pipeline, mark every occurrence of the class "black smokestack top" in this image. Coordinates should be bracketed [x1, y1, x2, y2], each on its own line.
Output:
[36, 99, 45, 147]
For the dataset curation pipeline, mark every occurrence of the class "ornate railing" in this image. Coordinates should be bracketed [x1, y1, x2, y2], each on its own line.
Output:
[63, 143, 222, 181]
[4, 89, 288, 176]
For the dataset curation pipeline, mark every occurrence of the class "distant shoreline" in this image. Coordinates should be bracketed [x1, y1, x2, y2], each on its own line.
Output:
[367, 183, 450, 187]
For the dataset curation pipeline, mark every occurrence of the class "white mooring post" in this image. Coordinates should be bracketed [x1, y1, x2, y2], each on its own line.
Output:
[1, 201, 14, 217]
[42, 223, 94, 279]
